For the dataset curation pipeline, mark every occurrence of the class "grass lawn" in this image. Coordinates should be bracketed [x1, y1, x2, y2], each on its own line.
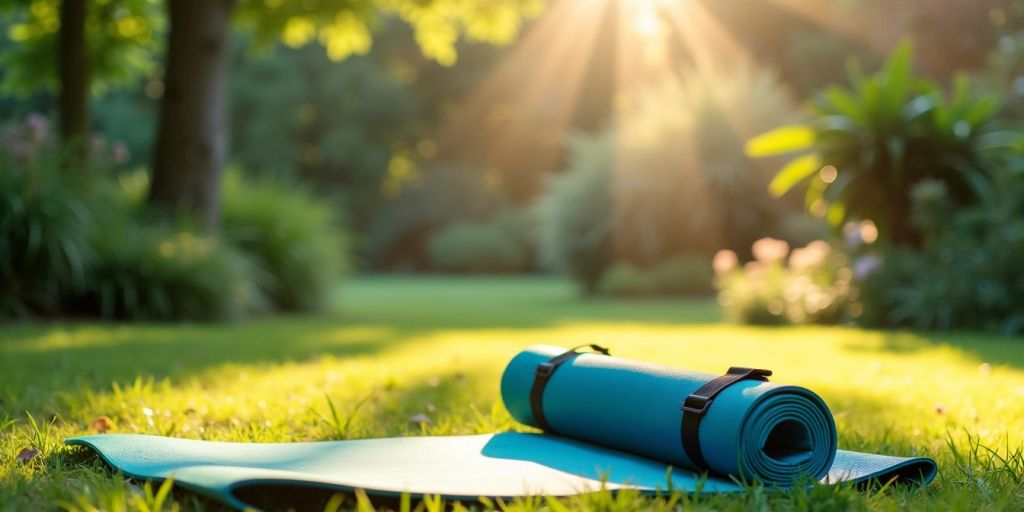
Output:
[2, 275, 1023, 511]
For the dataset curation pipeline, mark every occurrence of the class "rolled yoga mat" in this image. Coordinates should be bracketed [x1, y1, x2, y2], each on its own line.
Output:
[501, 345, 838, 484]
[66, 345, 937, 509]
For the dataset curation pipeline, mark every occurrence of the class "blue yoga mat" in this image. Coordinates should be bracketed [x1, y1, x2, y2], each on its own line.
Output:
[502, 345, 838, 484]
[66, 345, 937, 509]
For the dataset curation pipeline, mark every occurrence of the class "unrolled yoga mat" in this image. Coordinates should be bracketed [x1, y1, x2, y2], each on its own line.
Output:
[66, 345, 937, 509]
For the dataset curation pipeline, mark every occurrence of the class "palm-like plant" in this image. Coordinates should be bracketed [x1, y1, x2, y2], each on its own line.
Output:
[747, 43, 1017, 245]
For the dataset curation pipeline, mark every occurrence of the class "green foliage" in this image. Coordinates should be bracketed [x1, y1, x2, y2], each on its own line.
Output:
[238, 0, 544, 66]
[981, 24, 1024, 122]
[857, 172, 1024, 333]
[77, 168, 349, 321]
[364, 163, 506, 269]
[0, 114, 345, 320]
[0, 0, 541, 98]
[538, 63, 800, 293]
[91, 87, 155, 169]
[599, 256, 713, 298]
[0, 0, 162, 95]
[597, 263, 655, 297]
[715, 239, 853, 325]
[229, 40, 418, 224]
[0, 125, 92, 316]
[748, 43, 1016, 244]
[650, 256, 715, 296]
[536, 132, 613, 295]
[427, 209, 533, 273]
[83, 215, 260, 322]
[222, 172, 348, 312]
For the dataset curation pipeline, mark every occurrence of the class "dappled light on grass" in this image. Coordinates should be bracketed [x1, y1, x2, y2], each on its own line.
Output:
[2, 277, 1024, 509]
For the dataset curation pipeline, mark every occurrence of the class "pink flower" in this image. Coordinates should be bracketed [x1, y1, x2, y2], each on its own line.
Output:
[25, 113, 48, 143]
[111, 142, 129, 164]
[713, 249, 738, 275]
[752, 237, 790, 263]
[788, 240, 830, 271]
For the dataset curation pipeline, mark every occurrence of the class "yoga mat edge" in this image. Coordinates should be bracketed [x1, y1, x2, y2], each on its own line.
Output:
[66, 433, 936, 511]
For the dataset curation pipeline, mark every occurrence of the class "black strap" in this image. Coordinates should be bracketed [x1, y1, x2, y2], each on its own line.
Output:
[680, 367, 772, 471]
[529, 344, 610, 433]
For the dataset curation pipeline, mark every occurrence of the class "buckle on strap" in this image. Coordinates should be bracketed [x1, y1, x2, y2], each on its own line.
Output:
[529, 344, 611, 433]
[681, 395, 712, 416]
[535, 362, 556, 378]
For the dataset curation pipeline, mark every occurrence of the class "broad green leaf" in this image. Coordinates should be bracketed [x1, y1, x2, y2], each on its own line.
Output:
[964, 96, 999, 126]
[976, 130, 1024, 151]
[883, 41, 913, 103]
[951, 73, 970, 105]
[769, 153, 822, 197]
[947, 158, 993, 201]
[826, 201, 846, 227]
[805, 171, 827, 210]
[816, 115, 860, 136]
[901, 94, 936, 122]
[745, 125, 815, 157]
[822, 86, 862, 120]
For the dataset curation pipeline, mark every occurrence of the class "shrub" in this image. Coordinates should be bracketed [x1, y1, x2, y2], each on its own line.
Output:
[427, 209, 533, 273]
[82, 219, 261, 322]
[1, 113, 346, 320]
[62, 172, 263, 322]
[856, 174, 1024, 333]
[597, 263, 657, 297]
[610, 60, 802, 263]
[599, 256, 714, 297]
[748, 43, 1014, 245]
[364, 163, 506, 270]
[537, 62, 801, 292]
[651, 256, 715, 296]
[536, 132, 614, 294]
[715, 239, 853, 325]
[222, 172, 348, 312]
[0, 116, 94, 317]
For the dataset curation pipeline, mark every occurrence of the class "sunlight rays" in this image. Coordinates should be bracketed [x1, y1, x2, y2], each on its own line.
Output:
[662, 0, 747, 70]
[435, 0, 774, 189]
[438, 0, 606, 184]
[763, 0, 896, 53]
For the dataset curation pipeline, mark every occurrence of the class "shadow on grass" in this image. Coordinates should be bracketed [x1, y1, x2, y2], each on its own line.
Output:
[840, 329, 1024, 370]
[0, 276, 721, 411]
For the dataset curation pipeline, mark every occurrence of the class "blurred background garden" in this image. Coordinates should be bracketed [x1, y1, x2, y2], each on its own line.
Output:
[3, 0, 1024, 510]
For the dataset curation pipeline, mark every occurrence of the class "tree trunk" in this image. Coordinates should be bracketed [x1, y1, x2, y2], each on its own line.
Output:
[58, 0, 89, 159]
[148, 0, 236, 232]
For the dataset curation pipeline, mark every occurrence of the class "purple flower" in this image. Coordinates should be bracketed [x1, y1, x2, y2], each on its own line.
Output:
[853, 254, 882, 279]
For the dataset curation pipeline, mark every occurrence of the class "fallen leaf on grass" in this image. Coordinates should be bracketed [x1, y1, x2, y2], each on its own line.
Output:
[16, 447, 39, 464]
[90, 416, 113, 433]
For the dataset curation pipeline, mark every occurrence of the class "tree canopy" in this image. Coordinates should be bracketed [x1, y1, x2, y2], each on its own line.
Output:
[0, 0, 544, 97]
